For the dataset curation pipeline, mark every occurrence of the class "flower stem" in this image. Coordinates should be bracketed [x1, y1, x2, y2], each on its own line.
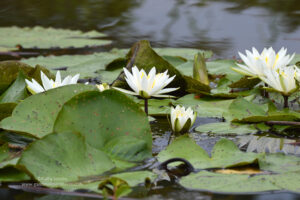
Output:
[283, 95, 289, 108]
[264, 83, 269, 98]
[144, 98, 148, 115]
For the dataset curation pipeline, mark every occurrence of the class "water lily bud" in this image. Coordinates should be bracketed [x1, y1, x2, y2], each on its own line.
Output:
[96, 83, 110, 92]
[170, 105, 196, 134]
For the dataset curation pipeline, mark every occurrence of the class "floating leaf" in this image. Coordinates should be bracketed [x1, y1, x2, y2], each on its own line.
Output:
[18, 131, 114, 189]
[195, 122, 269, 136]
[0, 84, 97, 138]
[157, 135, 260, 169]
[223, 98, 268, 121]
[153, 48, 213, 60]
[175, 94, 235, 118]
[0, 26, 111, 49]
[225, 98, 300, 123]
[22, 51, 125, 79]
[206, 59, 243, 82]
[180, 171, 280, 193]
[0, 143, 20, 169]
[54, 90, 152, 164]
[238, 135, 300, 155]
[0, 167, 31, 182]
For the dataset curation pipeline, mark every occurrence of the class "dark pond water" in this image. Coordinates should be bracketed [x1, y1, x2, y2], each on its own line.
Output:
[0, 0, 300, 57]
[0, 0, 300, 199]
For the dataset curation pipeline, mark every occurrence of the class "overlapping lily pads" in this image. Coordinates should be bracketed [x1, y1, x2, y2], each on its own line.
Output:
[158, 136, 300, 193]
[0, 84, 97, 138]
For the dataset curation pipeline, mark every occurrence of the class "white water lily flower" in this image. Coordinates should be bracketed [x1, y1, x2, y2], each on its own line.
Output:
[170, 105, 196, 133]
[232, 47, 295, 77]
[113, 66, 179, 99]
[259, 66, 298, 96]
[96, 83, 110, 92]
[25, 71, 80, 94]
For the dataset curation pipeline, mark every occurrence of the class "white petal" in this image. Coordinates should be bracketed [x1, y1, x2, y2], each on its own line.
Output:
[55, 71, 62, 85]
[40, 71, 53, 90]
[156, 87, 179, 94]
[112, 87, 138, 96]
[70, 74, 80, 84]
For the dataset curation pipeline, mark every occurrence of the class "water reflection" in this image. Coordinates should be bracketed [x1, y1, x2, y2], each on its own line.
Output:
[0, 0, 299, 57]
[238, 135, 300, 155]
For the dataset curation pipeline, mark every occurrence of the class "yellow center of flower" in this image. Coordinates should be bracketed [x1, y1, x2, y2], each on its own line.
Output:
[175, 110, 185, 118]
[273, 54, 279, 68]
[280, 71, 286, 77]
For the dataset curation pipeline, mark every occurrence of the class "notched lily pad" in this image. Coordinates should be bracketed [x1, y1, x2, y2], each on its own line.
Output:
[157, 135, 261, 169]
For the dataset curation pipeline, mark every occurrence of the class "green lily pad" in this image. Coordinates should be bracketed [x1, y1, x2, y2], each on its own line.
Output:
[96, 68, 123, 83]
[0, 143, 20, 169]
[195, 122, 269, 136]
[0, 167, 31, 182]
[0, 26, 111, 49]
[206, 59, 243, 82]
[157, 135, 261, 169]
[53, 90, 152, 163]
[180, 171, 280, 193]
[175, 61, 193, 77]
[22, 50, 125, 79]
[180, 159, 300, 193]
[225, 98, 300, 123]
[165, 137, 300, 193]
[18, 131, 115, 189]
[0, 84, 97, 138]
[224, 98, 269, 122]
[259, 153, 300, 173]
[134, 98, 173, 116]
[175, 94, 235, 118]
[0, 71, 28, 103]
[153, 48, 213, 60]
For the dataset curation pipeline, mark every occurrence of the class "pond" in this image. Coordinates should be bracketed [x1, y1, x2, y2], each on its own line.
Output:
[0, 0, 300, 58]
[0, 0, 300, 200]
